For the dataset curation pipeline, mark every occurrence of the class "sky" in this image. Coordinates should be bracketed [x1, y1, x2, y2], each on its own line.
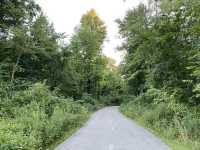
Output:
[36, 0, 146, 65]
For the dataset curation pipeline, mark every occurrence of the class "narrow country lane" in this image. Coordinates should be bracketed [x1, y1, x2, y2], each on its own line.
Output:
[55, 107, 171, 150]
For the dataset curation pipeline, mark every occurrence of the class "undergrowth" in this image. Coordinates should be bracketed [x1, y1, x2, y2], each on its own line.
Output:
[120, 88, 200, 150]
[0, 83, 89, 150]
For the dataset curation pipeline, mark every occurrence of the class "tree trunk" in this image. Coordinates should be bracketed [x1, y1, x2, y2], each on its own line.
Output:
[11, 53, 22, 84]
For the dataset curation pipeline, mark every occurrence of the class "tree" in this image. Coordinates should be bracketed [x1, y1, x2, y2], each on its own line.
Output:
[0, 1, 63, 91]
[0, 0, 41, 84]
[0, 0, 40, 40]
[65, 9, 107, 98]
[117, 0, 200, 104]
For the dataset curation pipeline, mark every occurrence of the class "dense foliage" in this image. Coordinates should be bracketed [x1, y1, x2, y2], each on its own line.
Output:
[121, 90, 200, 150]
[0, 0, 123, 101]
[0, 83, 88, 150]
[0, 0, 124, 149]
[118, 0, 200, 149]
[2, 0, 199, 149]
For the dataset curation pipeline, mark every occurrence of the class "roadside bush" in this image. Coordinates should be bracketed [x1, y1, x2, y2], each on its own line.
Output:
[101, 95, 121, 106]
[120, 88, 200, 150]
[77, 93, 98, 111]
[120, 94, 136, 103]
[13, 83, 59, 116]
[133, 88, 170, 106]
[0, 82, 14, 117]
[80, 93, 96, 105]
[0, 83, 89, 150]
[100, 94, 133, 106]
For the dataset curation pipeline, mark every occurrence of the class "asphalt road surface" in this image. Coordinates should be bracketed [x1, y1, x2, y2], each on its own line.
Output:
[55, 107, 171, 150]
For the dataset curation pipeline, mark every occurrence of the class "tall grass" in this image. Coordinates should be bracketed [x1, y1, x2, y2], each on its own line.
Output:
[120, 88, 200, 150]
[0, 83, 89, 150]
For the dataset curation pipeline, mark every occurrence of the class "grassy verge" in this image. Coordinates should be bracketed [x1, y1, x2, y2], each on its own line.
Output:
[120, 102, 200, 150]
[46, 114, 90, 150]
[47, 102, 105, 150]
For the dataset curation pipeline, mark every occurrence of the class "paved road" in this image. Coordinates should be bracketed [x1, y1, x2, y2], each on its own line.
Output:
[55, 107, 171, 150]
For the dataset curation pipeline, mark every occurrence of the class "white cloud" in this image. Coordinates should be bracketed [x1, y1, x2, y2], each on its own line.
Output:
[36, 0, 145, 65]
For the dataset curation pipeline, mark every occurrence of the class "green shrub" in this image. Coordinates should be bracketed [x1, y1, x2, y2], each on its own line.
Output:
[80, 93, 96, 105]
[121, 106, 200, 150]
[120, 88, 200, 150]
[13, 83, 59, 116]
[133, 88, 171, 106]
[0, 83, 89, 150]
[100, 94, 132, 106]
[0, 82, 14, 117]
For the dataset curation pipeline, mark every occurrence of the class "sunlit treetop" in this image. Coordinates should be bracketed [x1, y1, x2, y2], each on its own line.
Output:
[80, 9, 106, 36]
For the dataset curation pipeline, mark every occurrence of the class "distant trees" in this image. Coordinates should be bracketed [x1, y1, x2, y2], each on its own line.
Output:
[60, 9, 124, 100]
[64, 9, 107, 97]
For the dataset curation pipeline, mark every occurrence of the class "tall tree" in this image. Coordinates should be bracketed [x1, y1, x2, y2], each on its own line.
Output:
[66, 9, 107, 98]
[117, 0, 200, 104]
[0, 0, 41, 84]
